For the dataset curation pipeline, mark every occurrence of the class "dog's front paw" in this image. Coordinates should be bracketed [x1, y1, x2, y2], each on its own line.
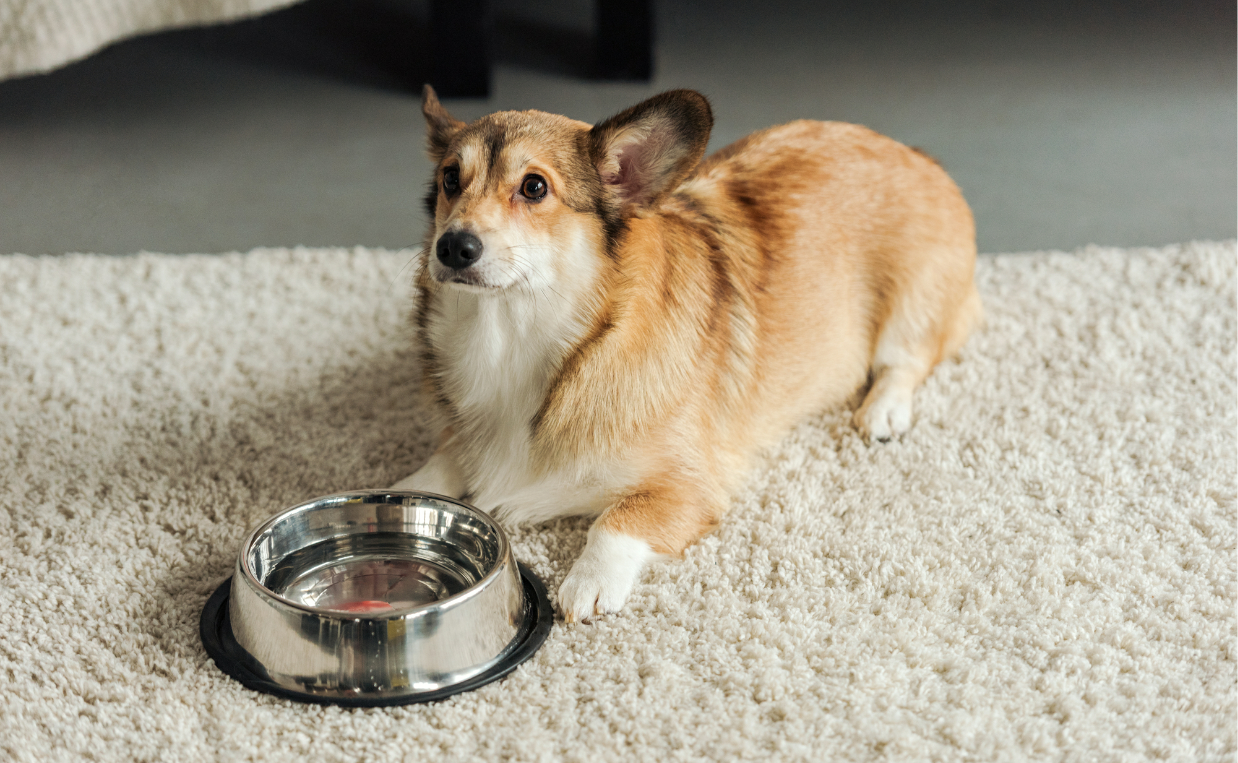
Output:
[558, 566, 634, 624]
[558, 529, 654, 623]
[391, 450, 465, 498]
[855, 385, 913, 442]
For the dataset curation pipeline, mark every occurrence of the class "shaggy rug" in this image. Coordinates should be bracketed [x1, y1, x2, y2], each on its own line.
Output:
[0, 241, 1234, 762]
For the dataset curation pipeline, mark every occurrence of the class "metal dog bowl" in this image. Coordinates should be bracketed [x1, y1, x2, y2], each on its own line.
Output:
[200, 490, 551, 706]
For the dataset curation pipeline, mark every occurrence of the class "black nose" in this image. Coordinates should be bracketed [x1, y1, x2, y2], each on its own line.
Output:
[436, 231, 483, 270]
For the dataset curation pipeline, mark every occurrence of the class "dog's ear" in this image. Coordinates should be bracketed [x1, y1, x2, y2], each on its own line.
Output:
[422, 84, 465, 161]
[588, 90, 713, 211]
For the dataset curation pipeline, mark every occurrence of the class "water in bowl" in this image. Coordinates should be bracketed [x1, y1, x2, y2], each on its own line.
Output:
[260, 532, 480, 614]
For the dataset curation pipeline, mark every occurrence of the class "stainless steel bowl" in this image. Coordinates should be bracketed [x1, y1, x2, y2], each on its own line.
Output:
[207, 490, 547, 704]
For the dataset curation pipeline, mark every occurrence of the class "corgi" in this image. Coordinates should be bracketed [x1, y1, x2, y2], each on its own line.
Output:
[394, 86, 981, 623]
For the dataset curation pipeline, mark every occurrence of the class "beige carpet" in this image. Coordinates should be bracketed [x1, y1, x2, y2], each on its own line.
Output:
[0, 241, 1234, 762]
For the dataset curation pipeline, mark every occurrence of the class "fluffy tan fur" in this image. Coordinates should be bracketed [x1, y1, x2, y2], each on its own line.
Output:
[402, 87, 980, 621]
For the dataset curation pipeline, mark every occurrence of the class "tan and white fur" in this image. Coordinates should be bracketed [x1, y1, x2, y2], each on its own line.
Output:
[394, 86, 982, 623]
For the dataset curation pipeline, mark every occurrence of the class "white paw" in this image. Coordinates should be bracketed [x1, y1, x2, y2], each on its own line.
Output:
[856, 386, 913, 442]
[558, 529, 654, 623]
[391, 450, 465, 498]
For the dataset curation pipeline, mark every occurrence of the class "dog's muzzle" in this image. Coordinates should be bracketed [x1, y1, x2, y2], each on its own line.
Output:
[436, 231, 484, 270]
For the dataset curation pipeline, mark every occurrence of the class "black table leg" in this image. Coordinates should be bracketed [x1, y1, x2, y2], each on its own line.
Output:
[430, 0, 492, 97]
[595, 0, 653, 80]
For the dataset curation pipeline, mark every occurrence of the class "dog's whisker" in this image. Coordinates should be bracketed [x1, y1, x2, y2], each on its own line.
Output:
[389, 248, 424, 291]
[508, 254, 567, 305]
[500, 254, 554, 309]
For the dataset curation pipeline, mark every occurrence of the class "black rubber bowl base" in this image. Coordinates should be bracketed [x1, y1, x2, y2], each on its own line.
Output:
[199, 561, 553, 707]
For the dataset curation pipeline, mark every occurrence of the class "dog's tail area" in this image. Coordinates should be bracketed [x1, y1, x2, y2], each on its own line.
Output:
[940, 284, 984, 362]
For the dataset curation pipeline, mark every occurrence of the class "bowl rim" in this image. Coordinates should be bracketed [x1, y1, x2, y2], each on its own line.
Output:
[236, 489, 513, 620]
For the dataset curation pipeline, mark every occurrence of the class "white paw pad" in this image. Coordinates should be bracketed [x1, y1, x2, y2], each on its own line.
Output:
[856, 387, 913, 442]
[390, 451, 465, 498]
[558, 530, 653, 623]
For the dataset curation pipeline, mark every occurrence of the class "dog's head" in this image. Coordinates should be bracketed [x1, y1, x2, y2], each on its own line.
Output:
[420, 86, 713, 292]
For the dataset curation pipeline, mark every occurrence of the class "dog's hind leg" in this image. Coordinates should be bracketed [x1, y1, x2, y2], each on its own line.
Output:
[855, 281, 981, 442]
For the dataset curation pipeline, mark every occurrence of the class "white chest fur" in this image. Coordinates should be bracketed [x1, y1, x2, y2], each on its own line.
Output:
[425, 283, 620, 524]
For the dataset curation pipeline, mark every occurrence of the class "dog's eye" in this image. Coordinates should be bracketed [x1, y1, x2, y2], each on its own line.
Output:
[443, 167, 460, 195]
[520, 174, 547, 201]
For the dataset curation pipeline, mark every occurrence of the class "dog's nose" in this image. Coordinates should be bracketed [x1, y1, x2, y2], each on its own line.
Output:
[436, 231, 484, 270]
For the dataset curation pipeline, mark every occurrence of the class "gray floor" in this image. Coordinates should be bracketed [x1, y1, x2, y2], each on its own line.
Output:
[0, 0, 1233, 256]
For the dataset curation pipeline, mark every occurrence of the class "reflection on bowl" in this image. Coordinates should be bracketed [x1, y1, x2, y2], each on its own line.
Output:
[224, 490, 532, 701]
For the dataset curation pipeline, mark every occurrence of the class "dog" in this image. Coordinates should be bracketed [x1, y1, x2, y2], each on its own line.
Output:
[394, 85, 981, 623]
